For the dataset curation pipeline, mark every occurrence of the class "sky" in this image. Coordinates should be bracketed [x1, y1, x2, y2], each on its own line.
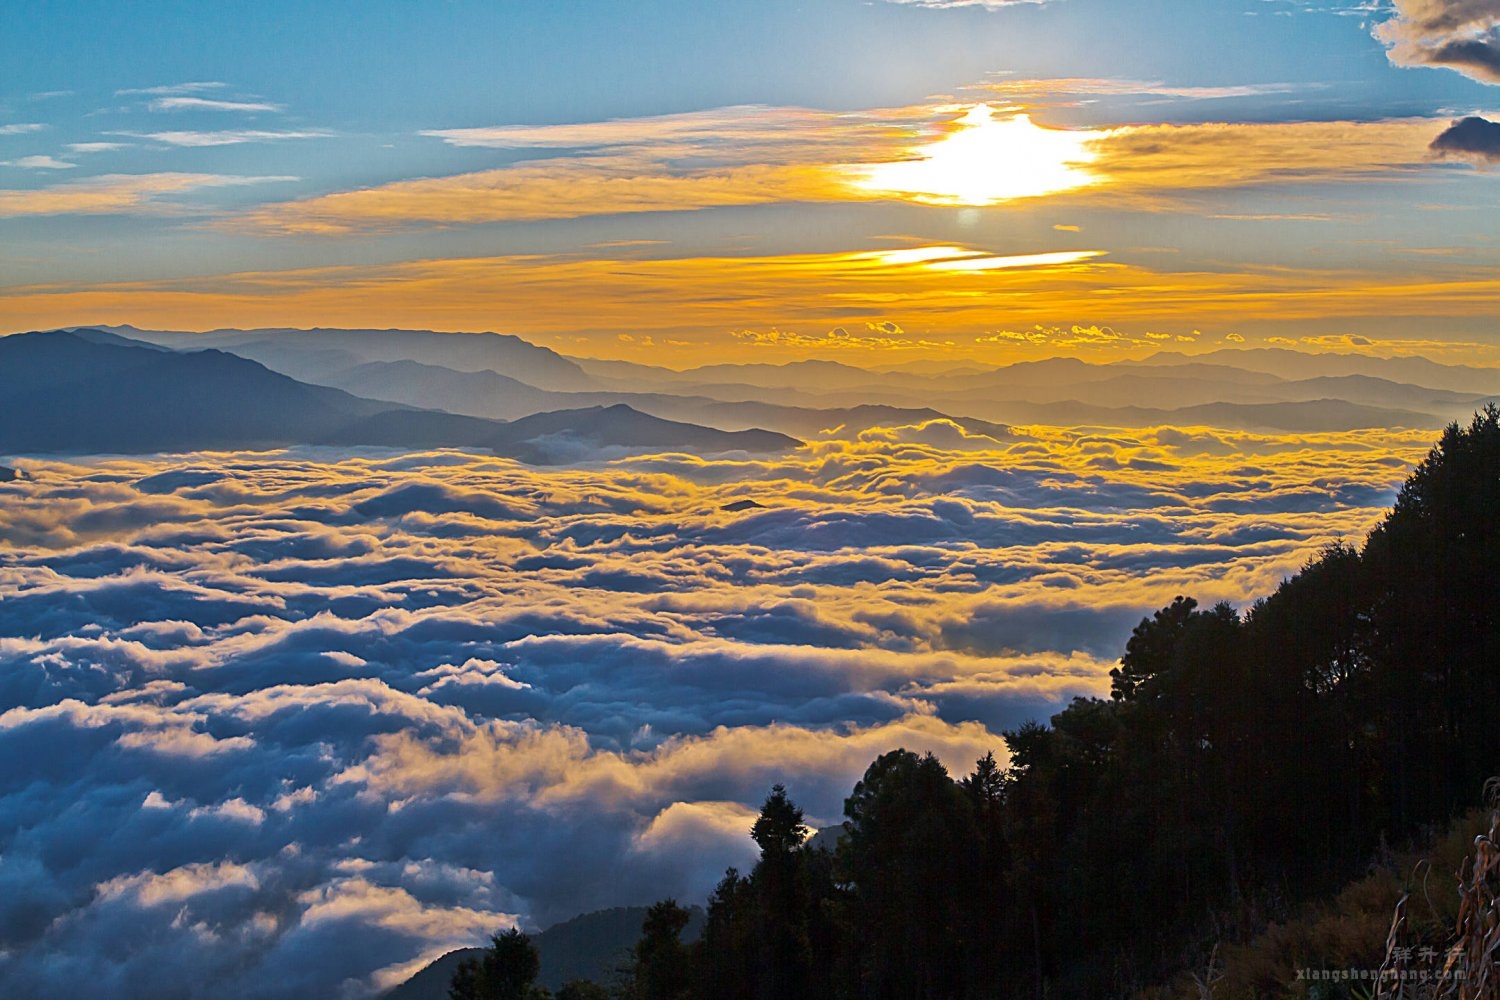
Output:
[6, 5, 1500, 995]
[3, 0, 1500, 366]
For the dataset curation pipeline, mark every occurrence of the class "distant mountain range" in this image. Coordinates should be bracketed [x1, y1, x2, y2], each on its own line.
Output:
[18, 322, 1483, 460]
[99, 324, 594, 391]
[306, 358, 1015, 439]
[0, 330, 799, 461]
[67, 323, 1498, 434]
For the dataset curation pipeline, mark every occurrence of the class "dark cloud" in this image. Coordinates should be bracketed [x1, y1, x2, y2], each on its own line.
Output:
[1426, 36, 1500, 81]
[1431, 115, 1500, 164]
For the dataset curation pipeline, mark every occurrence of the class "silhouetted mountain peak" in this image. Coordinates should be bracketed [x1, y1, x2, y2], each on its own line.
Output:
[0, 330, 800, 461]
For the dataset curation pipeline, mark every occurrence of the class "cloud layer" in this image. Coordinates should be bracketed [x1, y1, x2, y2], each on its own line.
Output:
[224, 105, 1443, 234]
[0, 427, 1431, 997]
[0, 173, 297, 218]
[9, 236, 1500, 360]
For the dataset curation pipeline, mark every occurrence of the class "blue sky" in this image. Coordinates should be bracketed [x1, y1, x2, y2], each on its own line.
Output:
[3, 0, 1499, 363]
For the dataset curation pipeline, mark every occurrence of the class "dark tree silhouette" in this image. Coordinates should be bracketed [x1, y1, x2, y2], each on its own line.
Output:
[748, 785, 813, 1000]
[750, 783, 807, 857]
[555, 981, 609, 1000]
[632, 900, 693, 1000]
[1366, 404, 1500, 828]
[1110, 594, 1199, 701]
[449, 928, 542, 1000]
[604, 411, 1500, 998]
[697, 868, 754, 1000]
[839, 750, 974, 1000]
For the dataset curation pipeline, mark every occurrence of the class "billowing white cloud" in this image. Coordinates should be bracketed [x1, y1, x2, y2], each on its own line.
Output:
[1375, 0, 1500, 83]
[0, 428, 1431, 997]
[67, 142, 131, 154]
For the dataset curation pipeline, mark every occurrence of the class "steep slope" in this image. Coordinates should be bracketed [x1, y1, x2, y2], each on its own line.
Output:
[384, 906, 707, 998]
[0, 329, 453, 453]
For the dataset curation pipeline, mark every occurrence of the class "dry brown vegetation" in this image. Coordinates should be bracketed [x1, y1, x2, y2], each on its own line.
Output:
[1375, 779, 1500, 1000]
[1141, 788, 1498, 1000]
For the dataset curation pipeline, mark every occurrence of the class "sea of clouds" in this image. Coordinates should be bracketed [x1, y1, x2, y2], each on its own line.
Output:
[0, 421, 1432, 998]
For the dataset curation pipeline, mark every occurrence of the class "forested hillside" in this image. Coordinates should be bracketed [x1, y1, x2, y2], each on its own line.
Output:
[441, 407, 1500, 999]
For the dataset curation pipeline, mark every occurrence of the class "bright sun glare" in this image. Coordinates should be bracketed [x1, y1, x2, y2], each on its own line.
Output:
[853, 104, 1101, 206]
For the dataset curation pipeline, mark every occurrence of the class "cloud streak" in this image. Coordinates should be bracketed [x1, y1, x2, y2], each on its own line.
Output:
[0, 155, 75, 170]
[0, 173, 298, 218]
[125, 130, 330, 148]
[7, 239, 1499, 356]
[148, 97, 284, 113]
[116, 82, 229, 96]
[222, 105, 1445, 234]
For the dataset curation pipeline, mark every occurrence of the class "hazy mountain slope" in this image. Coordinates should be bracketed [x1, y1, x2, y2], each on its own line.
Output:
[98, 325, 596, 391]
[315, 358, 1011, 438]
[384, 906, 707, 999]
[664, 358, 916, 392]
[487, 404, 798, 463]
[964, 397, 1444, 432]
[925, 372, 1491, 414]
[319, 359, 562, 419]
[1266, 374, 1494, 413]
[1139, 348, 1500, 395]
[574, 351, 1496, 426]
[199, 340, 373, 383]
[64, 327, 173, 352]
[0, 331, 799, 459]
[0, 330, 434, 453]
[646, 400, 1013, 439]
[45, 326, 1490, 433]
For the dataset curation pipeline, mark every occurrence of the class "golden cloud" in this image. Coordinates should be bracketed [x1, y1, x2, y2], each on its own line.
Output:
[7, 241, 1500, 365]
[1086, 118, 1443, 205]
[0, 172, 298, 217]
[222, 105, 1449, 233]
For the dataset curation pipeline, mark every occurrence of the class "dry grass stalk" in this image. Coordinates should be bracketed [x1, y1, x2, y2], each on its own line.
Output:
[1189, 942, 1223, 1000]
[1377, 779, 1500, 999]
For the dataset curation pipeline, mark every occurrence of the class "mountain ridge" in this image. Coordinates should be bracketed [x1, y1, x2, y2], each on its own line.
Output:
[0, 331, 799, 461]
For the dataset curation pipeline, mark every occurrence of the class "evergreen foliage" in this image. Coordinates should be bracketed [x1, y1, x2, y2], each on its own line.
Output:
[456, 409, 1500, 998]
[449, 929, 545, 1000]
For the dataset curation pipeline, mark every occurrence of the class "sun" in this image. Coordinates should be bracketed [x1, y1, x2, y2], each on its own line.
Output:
[851, 104, 1102, 206]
